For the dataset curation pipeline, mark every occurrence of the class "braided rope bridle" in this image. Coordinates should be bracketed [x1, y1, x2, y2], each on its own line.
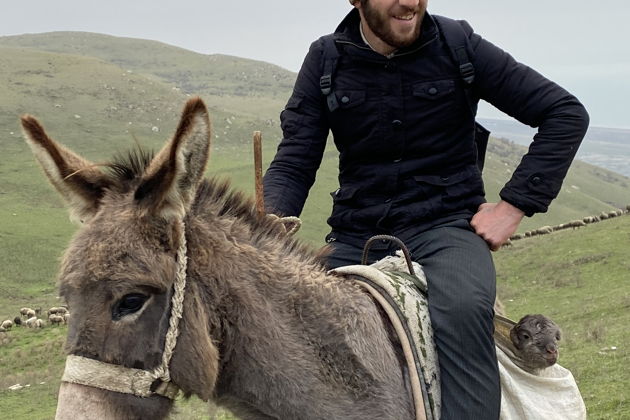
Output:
[60, 220, 188, 399]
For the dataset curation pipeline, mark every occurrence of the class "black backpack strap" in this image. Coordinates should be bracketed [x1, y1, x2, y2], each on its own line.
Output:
[319, 35, 341, 112]
[432, 15, 476, 109]
[434, 15, 490, 172]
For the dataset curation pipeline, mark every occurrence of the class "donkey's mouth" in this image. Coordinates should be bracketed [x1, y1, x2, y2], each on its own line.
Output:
[55, 382, 172, 420]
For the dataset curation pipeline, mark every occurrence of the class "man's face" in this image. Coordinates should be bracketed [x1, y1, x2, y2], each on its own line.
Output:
[358, 0, 427, 51]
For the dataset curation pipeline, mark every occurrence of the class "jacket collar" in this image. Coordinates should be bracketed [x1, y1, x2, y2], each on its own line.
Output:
[334, 8, 439, 57]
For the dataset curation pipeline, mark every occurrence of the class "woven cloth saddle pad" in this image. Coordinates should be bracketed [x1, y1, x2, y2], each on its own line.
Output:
[330, 255, 440, 420]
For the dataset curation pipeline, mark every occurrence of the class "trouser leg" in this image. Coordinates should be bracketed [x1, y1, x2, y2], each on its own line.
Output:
[325, 221, 500, 420]
[406, 220, 500, 420]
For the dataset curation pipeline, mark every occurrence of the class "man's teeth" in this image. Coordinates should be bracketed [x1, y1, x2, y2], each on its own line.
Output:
[395, 13, 414, 20]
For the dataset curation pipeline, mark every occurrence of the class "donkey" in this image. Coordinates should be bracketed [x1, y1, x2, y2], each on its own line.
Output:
[22, 98, 414, 420]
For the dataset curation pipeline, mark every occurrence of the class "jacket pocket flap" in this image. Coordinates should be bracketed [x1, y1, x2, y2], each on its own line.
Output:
[414, 166, 478, 186]
[330, 185, 359, 201]
[412, 80, 455, 100]
[335, 90, 367, 109]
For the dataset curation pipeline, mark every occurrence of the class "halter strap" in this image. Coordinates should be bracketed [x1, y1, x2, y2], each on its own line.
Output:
[60, 219, 188, 399]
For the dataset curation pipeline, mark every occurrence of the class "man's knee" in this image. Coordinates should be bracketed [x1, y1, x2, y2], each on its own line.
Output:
[433, 293, 494, 334]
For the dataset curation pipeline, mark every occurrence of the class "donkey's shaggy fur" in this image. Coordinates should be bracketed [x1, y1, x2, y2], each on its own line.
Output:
[23, 98, 413, 420]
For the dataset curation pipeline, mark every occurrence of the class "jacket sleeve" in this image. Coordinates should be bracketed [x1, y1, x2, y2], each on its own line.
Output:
[465, 22, 590, 216]
[262, 40, 330, 217]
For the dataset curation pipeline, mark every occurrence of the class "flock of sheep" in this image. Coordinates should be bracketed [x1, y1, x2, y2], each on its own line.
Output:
[0, 306, 70, 333]
[507, 205, 630, 243]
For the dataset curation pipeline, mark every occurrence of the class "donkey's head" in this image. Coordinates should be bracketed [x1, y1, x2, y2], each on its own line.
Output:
[22, 98, 220, 419]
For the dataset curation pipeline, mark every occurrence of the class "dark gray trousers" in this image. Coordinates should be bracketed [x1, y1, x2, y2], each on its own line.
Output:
[326, 219, 500, 420]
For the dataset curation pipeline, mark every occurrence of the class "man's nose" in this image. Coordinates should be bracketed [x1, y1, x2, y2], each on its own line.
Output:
[399, 0, 420, 8]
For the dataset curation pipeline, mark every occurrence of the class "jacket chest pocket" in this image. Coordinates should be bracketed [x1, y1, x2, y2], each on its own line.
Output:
[409, 79, 460, 127]
[328, 89, 383, 147]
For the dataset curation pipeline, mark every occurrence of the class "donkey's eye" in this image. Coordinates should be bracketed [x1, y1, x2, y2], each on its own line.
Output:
[112, 293, 149, 320]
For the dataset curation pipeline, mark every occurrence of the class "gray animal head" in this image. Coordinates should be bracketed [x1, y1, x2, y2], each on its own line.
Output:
[510, 314, 561, 370]
[22, 97, 217, 418]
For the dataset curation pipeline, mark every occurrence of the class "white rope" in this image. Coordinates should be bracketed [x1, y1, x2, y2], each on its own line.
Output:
[278, 216, 301, 235]
[151, 219, 188, 384]
[61, 219, 188, 399]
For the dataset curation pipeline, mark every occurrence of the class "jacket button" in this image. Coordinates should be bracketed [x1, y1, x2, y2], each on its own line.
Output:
[392, 119, 402, 127]
[341, 96, 350, 104]
[393, 158, 402, 163]
[531, 176, 543, 185]
[428, 87, 438, 95]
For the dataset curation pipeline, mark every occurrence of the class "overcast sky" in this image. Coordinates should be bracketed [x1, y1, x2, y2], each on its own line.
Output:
[2, 0, 629, 128]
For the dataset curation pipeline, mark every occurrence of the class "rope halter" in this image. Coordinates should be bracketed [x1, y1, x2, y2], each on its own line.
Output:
[60, 220, 188, 399]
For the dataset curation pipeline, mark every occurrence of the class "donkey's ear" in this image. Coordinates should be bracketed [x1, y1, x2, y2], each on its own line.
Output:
[21, 115, 111, 223]
[135, 97, 211, 220]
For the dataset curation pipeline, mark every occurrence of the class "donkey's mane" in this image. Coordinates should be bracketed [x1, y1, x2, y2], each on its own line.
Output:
[106, 147, 155, 190]
[105, 147, 324, 266]
[193, 178, 325, 266]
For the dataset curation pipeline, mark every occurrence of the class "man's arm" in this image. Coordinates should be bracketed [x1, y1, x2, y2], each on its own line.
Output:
[263, 41, 330, 217]
[458, 23, 588, 248]
[468, 25, 589, 218]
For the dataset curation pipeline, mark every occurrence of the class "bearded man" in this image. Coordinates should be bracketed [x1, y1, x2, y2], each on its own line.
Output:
[263, 0, 588, 418]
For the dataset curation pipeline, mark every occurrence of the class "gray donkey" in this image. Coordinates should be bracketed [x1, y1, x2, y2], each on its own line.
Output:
[21, 98, 414, 420]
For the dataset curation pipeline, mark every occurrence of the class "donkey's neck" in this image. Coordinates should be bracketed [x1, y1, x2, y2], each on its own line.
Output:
[192, 221, 412, 420]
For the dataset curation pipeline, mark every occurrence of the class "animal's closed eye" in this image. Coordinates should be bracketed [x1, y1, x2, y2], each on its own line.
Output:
[112, 293, 149, 320]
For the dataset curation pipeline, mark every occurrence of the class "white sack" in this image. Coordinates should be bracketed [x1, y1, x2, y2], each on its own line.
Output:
[497, 346, 587, 420]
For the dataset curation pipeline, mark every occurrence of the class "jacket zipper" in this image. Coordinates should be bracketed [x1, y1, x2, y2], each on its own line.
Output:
[334, 33, 439, 59]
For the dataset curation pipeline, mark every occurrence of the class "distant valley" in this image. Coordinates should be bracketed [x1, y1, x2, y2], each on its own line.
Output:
[479, 118, 630, 177]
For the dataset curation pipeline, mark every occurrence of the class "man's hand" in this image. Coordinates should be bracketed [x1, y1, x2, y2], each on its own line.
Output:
[471, 200, 525, 251]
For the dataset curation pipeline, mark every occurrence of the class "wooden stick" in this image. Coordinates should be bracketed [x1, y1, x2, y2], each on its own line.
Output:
[253, 131, 265, 217]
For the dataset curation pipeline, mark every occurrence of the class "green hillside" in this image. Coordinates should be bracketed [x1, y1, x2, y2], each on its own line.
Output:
[0, 32, 294, 121]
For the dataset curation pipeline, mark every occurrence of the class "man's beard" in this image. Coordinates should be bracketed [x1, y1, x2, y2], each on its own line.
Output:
[361, 0, 423, 49]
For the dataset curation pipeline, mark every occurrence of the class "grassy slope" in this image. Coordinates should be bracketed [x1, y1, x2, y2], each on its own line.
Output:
[0, 32, 294, 121]
[495, 215, 630, 419]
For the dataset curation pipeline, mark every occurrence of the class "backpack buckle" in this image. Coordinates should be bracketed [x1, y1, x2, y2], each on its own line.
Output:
[320, 75, 332, 95]
[459, 63, 475, 84]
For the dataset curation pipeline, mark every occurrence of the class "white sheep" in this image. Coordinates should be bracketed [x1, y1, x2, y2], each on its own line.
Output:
[48, 314, 64, 326]
[569, 220, 586, 229]
[1, 320, 13, 330]
[25, 317, 39, 328]
[48, 306, 68, 316]
[20, 307, 34, 318]
[63, 312, 71, 324]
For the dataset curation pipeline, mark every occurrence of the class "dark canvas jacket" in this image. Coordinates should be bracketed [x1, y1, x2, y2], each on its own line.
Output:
[263, 10, 589, 241]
